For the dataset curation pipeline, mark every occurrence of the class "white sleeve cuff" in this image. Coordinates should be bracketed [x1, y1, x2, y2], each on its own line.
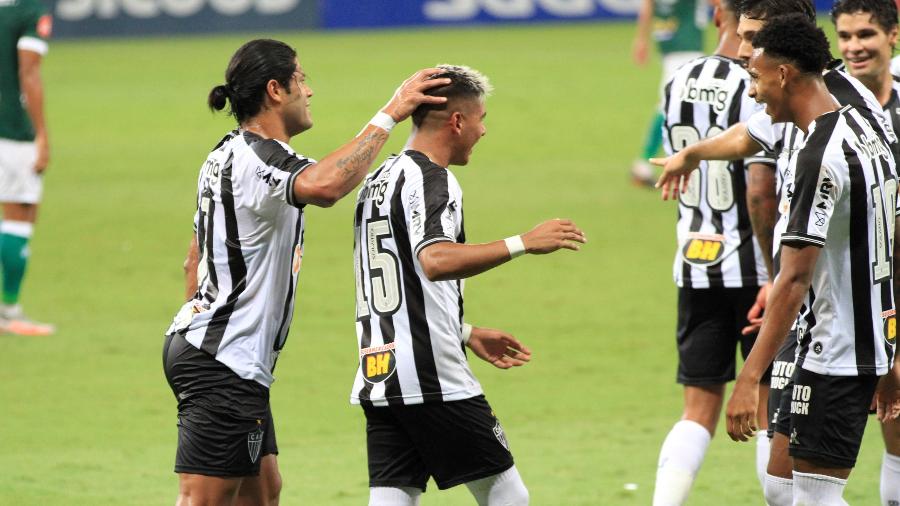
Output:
[17, 37, 48, 55]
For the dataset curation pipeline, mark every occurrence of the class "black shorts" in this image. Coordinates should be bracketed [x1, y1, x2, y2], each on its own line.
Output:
[771, 367, 878, 469]
[676, 286, 772, 385]
[363, 395, 514, 491]
[163, 332, 278, 477]
[767, 332, 798, 439]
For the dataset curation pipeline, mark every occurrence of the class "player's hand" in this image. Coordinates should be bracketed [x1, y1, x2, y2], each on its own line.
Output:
[875, 365, 900, 423]
[742, 282, 771, 335]
[650, 149, 700, 201]
[521, 219, 586, 254]
[633, 38, 649, 66]
[381, 68, 451, 122]
[33, 133, 49, 174]
[467, 327, 531, 369]
[725, 375, 759, 442]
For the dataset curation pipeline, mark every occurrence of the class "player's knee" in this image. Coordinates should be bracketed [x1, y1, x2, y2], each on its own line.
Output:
[267, 469, 282, 505]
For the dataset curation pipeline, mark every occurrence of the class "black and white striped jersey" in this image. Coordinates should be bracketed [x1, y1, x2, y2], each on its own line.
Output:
[781, 105, 898, 376]
[662, 55, 773, 288]
[350, 150, 481, 406]
[166, 130, 314, 387]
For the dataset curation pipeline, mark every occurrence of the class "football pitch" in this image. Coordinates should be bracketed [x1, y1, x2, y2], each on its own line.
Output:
[0, 21, 889, 505]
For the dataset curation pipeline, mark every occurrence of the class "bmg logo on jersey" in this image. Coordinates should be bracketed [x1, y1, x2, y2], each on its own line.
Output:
[790, 384, 812, 416]
[680, 78, 730, 113]
[361, 343, 397, 384]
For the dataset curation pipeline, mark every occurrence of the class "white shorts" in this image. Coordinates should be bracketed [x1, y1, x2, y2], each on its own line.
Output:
[0, 138, 42, 204]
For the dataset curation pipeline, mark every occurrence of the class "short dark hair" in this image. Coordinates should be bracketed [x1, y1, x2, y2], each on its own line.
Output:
[411, 64, 493, 127]
[719, 0, 738, 21]
[207, 39, 297, 123]
[737, 0, 815, 21]
[752, 14, 833, 75]
[831, 0, 899, 33]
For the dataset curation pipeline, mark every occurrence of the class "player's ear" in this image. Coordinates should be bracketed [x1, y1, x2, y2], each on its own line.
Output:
[449, 111, 463, 134]
[889, 26, 898, 49]
[778, 65, 789, 89]
[265, 78, 284, 104]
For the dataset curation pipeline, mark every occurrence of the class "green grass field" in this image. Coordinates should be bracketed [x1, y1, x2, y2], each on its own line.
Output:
[0, 20, 890, 505]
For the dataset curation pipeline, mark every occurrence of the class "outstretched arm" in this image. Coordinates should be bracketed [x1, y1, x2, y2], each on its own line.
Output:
[417, 219, 586, 282]
[292, 68, 451, 207]
[652, 123, 762, 200]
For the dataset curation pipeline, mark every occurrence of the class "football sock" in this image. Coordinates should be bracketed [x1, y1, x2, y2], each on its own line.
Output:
[368, 487, 422, 506]
[0, 221, 32, 306]
[764, 473, 793, 506]
[641, 112, 665, 160]
[792, 471, 848, 506]
[465, 465, 529, 506]
[881, 451, 900, 506]
[756, 430, 770, 492]
[652, 420, 711, 506]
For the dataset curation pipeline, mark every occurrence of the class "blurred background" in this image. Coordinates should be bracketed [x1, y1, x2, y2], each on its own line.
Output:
[1, 1, 886, 505]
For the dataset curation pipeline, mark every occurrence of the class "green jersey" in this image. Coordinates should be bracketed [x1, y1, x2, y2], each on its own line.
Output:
[0, 0, 50, 141]
[653, 0, 705, 55]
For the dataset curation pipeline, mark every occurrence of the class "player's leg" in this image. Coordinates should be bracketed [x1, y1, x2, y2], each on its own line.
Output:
[654, 287, 735, 506]
[391, 396, 523, 505]
[235, 408, 281, 506]
[788, 369, 878, 506]
[0, 138, 52, 335]
[363, 405, 428, 506]
[763, 332, 799, 504]
[163, 332, 271, 506]
[880, 418, 900, 506]
[464, 465, 529, 506]
[765, 433, 794, 506]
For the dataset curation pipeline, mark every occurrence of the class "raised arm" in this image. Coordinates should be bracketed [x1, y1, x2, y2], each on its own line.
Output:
[18, 49, 48, 173]
[417, 219, 586, 282]
[183, 235, 199, 301]
[652, 123, 763, 200]
[291, 69, 451, 207]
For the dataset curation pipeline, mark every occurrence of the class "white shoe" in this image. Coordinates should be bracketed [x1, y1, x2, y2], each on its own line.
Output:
[0, 305, 55, 336]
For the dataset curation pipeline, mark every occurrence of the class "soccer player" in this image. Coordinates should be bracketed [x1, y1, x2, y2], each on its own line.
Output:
[630, 0, 707, 186]
[831, 1, 900, 502]
[724, 15, 900, 505]
[0, 0, 54, 335]
[350, 64, 586, 506]
[163, 39, 450, 506]
[651, 0, 774, 503]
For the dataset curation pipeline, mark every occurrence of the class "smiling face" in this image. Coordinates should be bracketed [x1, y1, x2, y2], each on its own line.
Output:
[449, 97, 487, 166]
[747, 48, 791, 123]
[836, 11, 897, 85]
[283, 59, 314, 136]
[737, 15, 766, 65]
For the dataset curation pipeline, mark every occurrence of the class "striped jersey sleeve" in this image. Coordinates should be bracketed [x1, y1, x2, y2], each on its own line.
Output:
[404, 151, 461, 255]
[238, 132, 315, 211]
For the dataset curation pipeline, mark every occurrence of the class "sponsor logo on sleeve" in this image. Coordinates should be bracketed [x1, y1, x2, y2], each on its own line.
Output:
[37, 14, 53, 38]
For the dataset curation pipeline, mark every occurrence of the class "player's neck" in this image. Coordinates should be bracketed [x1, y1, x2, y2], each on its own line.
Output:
[858, 70, 894, 107]
[790, 80, 839, 134]
[714, 30, 740, 60]
[407, 133, 452, 167]
[240, 115, 290, 143]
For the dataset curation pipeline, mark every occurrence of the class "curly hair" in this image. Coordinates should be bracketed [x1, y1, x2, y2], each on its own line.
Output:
[831, 0, 898, 33]
[752, 14, 833, 75]
[737, 0, 815, 21]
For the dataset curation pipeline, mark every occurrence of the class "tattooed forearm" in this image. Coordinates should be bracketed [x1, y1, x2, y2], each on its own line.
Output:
[336, 130, 390, 179]
[747, 164, 777, 277]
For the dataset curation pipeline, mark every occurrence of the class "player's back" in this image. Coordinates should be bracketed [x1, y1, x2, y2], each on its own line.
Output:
[351, 150, 482, 407]
[663, 55, 770, 289]
[167, 130, 313, 387]
[781, 105, 898, 377]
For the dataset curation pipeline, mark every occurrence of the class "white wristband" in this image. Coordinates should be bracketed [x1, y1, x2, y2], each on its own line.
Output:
[504, 235, 526, 259]
[461, 323, 473, 344]
[369, 111, 397, 133]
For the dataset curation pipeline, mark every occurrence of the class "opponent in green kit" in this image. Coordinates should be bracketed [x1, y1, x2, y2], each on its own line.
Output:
[631, 0, 708, 186]
[0, 0, 54, 335]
